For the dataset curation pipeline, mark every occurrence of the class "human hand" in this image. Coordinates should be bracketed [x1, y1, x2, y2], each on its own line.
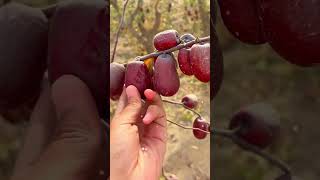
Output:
[11, 75, 107, 180]
[110, 85, 167, 180]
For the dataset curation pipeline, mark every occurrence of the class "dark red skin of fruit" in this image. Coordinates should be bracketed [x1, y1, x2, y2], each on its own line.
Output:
[180, 33, 196, 47]
[181, 94, 198, 109]
[211, 29, 223, 100]
[0, 2, 47, 110]
[178, 48, 193, 75]
[261, 0, 320, 66]
[190, 43, 210, 83]
[219, 0, 320, 66]
[229, 103, 280, 149]
[48, 0, 107, 117]
[153, 29, 180, 51]
[125, 61, 151, 96]
[218, 0, 266, 44]
[153, 54, 180, 96]
[110, 63, 125, 100]
[193, 117, 209, 139]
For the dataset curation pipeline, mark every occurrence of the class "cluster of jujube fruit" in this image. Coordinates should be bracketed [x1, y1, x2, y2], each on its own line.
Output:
[218, 0, 320, 66]
[0, 0, 107, 118]
[110, 29, 213, 140]
[110, 29, 210, 100]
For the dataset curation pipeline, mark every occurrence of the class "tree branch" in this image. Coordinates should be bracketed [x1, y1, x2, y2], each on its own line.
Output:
[151, 0, 161, 32]
[127, 0, 143, 27]
[111, 0, 130, 63]
[135, 36, 210, 61]
[160, 99, 291, 179]
[213, 128, 291, 179]
[162, 99, 202, 117]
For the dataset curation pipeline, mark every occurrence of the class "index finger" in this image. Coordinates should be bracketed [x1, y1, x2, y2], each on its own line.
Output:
[144, 89, 163, 108]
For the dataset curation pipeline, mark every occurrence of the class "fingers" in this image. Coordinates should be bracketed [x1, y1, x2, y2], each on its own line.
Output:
[13, 81, 56, 173]
[114, 87, 127, 115]
[33, 75, 102, 180]
[142, 89, 166, 126]
[144, 89, 163, 108]
[142, 105, 165, 125]
[112, 85, 142, 125]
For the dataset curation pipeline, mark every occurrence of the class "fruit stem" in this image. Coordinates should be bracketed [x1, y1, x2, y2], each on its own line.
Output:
[111, 0, 130, 63]
[162, 99, 202, 117]
[165, 119, 210, 134]
[212, 127, 291, 177]
[136, 36, 210, 62]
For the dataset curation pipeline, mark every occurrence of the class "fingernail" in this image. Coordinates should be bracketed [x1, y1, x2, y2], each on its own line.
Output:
[144, 89, 156, 100]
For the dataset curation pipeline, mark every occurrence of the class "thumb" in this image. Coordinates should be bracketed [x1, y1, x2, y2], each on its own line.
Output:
[31, 75, 103, 180]
[114, 85, 142, 125]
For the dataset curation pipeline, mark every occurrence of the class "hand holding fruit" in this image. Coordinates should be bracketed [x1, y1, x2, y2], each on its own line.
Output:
[110, 86, 167, 180]
[110, 29, 219, 99]
[11, 76, 107, 180]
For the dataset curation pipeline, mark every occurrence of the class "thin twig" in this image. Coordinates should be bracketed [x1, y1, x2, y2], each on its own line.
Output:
[166, 119, 210, 134]
[111, 0, 130, 63]
[136, 36, 210, 61]
[162, 99, 202, 117]
[212, 127, 291, 177]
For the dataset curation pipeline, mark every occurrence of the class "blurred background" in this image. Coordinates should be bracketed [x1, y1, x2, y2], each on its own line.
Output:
[110, 0, 210, 179]
[213, 1, 320, 180]
[0, 1, 57, 180]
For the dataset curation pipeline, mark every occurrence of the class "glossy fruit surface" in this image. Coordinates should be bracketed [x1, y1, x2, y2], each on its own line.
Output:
[177, 48, 193, 75]
[211, 28, 223, 99]
[0, 2, 47, 109]
[218, 0, 266, 44]
[180, 33, 196, 46]
[125, 61, 151, 96]
[181, 94, 198, 109]
[190, 43, 210, 82]
[218, 0, 320, 66]
[229, 103, 280, 149]
[153, 29, 180, 51]
[262, 0, 320, 66]
[153, 54, 180, 96]
[48, 0, 107, 116]
[193, 117, 209, 139]
[110, 62, 125, 100]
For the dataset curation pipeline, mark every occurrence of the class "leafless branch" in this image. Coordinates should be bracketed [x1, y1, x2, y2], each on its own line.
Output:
[135, 36, 210, 61]
[151, 0, 161, 32]
[111, 0, 130, 63]
[213, 128, 291, 179]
